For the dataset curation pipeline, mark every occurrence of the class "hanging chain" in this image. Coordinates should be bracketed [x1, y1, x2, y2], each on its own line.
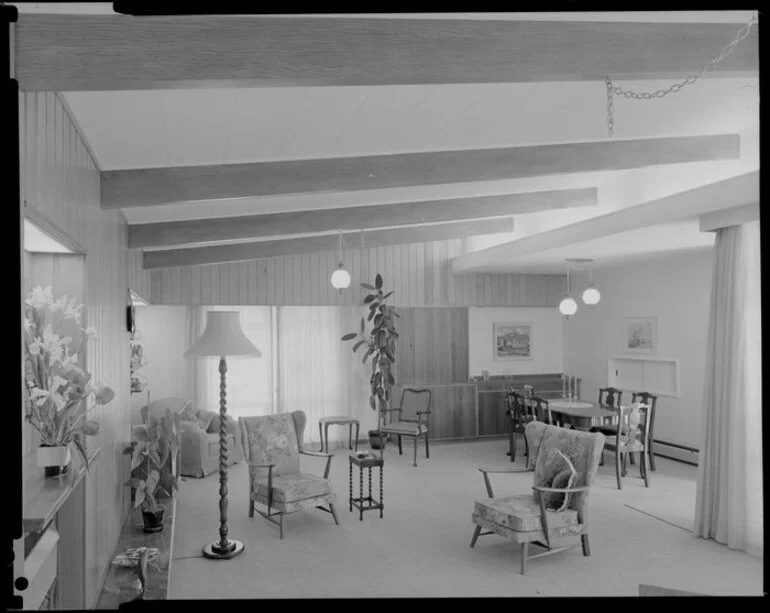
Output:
[605, 14, 758, 137]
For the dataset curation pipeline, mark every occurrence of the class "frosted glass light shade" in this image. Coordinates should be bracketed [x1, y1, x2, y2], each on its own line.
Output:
[582, 285, 601, 305]
[185, 311, 262, 358]
[330, 265, 351, 290]
[559, 296, 578, 316]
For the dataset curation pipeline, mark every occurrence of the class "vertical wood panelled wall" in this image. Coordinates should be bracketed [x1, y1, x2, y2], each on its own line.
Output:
[20, 91, 139, 608]
[142, 244, 567, 307]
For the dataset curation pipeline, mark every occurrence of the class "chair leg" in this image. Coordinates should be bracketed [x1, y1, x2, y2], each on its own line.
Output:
[520, 542, 528, 575]
[470, 525, 482, 548]
[424, 432, 430, 459]
[398, 435, 403, 455]
[319, 422, 323, 453]
[615, 451, 623, 490]
[648, 443, 656, 471]
[641, 449, 649, 488]
[413, 436, 418, 467]
[629, 452, 636, 465]
[524, 433, 529, 460]
[279, 513, 284, 540]
[510, 429, 517, 462]
[329, 503, 340, 525]
[581, 534, 591, 557]
[622, 452, 628, 477]
[599, 451, 604, 466]
[249, 499, 255, 518]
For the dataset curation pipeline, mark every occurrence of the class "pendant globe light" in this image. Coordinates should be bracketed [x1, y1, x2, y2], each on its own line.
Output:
[330, 230, 351, 292]
[582, 265, 601, 306]
[559, 260, 578, 318]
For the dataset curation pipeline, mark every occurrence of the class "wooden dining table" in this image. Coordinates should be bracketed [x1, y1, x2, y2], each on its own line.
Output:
[548, 400, 618, 430]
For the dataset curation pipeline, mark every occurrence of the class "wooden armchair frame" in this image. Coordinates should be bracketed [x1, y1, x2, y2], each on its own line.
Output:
[471, 466, 592, 575]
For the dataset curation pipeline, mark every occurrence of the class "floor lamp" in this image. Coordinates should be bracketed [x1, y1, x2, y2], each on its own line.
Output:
[185, 310, 261, 559]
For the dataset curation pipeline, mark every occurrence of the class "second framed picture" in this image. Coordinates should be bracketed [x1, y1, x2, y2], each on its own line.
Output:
[623, 316, 658, 354]
[493, 322, 533, 360]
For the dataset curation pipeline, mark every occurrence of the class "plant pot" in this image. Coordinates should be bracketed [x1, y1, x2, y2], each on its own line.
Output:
[37, 445, 71, 477]
[141, 506, 165, 533]
[368, 430, 387, 450]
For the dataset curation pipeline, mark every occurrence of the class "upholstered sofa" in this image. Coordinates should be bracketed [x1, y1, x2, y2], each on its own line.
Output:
[142, 398, 243, 478]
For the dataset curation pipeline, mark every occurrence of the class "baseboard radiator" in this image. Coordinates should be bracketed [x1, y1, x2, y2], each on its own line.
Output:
[653, 439, 699, 466]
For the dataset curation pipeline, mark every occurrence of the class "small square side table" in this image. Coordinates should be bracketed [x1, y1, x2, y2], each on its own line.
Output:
[348, 453, 384, 520]
[319, 416, 360, 453]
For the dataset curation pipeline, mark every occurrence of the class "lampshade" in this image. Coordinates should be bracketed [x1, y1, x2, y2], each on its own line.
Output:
[559, 296, 578, 317]
[185, 311, 262, 358]
[330, 265, 351, 290]
[582, 285, 601, 305]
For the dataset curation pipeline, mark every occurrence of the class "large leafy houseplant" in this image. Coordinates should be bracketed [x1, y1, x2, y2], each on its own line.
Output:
[123, 406, 180, 533]
[23, 286, 114, 474]
[341, 274, 398, 437]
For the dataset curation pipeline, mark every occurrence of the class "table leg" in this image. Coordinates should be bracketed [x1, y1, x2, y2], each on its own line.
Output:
[324, 423, 330, 454]
[348, 422, 353, 450]
[379, 465, 384, 518]
[349, 461, 352, 512]
[368, 466, 372, 503]
[354, 422, 359, 451]
[319, 422, 324, 453]
[359, 467, 364, 521]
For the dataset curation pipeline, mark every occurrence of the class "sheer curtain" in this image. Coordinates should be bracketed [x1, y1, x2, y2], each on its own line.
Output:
[694, 220, 762, 557]
[277, 306, 375, 448]
[187, 305, 274, 420]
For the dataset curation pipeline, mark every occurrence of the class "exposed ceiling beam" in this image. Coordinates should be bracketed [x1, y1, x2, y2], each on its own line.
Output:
[129, 188, 596, 249]
[142, 217, 513, 269]
[102, 135, 739, 209]
[452, 170, 758, 273]
[15, 16, 758, 91]
[699, 202, 759, 232]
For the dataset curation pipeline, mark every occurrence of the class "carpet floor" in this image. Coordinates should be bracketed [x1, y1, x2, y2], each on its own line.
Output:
[169, 438, 763, 598]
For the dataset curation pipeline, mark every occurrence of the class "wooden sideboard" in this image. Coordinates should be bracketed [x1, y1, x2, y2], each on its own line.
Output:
[393, 374, 580, 440]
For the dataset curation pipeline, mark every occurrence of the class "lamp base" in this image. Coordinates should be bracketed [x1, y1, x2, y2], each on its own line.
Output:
[202, 539, 244, 560]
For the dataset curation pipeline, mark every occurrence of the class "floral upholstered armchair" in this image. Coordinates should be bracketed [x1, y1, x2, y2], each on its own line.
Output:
[470, 421, 605, 575]
[239, 411, 339, 539]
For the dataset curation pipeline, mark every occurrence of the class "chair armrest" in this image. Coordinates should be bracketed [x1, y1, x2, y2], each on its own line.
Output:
[299, 450, 333, 479]
[299, 450, 332, 458]
[532, 485, 590, 494]
[478, 467, 531, 474]
[246, 461, 275, 469]
[478, 466, 531, 498]
[382, 408, 402, 413]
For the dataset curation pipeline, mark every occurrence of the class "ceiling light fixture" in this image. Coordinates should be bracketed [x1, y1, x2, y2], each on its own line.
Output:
[330, 230, 351, 293]
[582, 265, 601, 306]
[558, 260, 578, 318]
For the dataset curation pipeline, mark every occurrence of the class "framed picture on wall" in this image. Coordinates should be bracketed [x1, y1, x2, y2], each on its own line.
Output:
[493, 322, 533, 360]
[623, 317, 658, 354]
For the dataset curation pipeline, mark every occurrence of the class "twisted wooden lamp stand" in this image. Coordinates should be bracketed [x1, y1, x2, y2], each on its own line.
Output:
[202, 358, 244, 559]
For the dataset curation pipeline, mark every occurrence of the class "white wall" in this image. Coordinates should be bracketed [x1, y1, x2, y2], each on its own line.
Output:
[468, 307, 563, 376]
[563, 248, 713, 449]
[132, 306, 190, 423]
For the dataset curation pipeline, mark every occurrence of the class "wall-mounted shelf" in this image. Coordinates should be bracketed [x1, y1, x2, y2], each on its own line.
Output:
[608, 355, 680, 398]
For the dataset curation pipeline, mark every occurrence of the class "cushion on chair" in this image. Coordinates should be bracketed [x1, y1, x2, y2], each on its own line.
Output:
[240, 413, 301, 478]
[197, 410, 216, 432]
[380, 421, 427, 436]
[544, 451, 577, 512]
[255, 472, 332, 503]
[473, 495, 579, 533]
[533, 425, 605, 497]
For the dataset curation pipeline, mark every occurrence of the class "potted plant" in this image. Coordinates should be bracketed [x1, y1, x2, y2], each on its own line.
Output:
[23, 286, 114, 476]
[341, 274, 398, 450]
[124, 406, 180, 533]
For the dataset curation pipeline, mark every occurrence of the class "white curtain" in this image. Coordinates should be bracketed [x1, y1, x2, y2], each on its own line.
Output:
[694, 220, 762, 557]
[277, 306, 375, 448]
[188, 306, 274, 420]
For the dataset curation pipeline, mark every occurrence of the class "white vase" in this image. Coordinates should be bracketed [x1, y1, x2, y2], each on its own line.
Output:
[37, 445, 72, 469]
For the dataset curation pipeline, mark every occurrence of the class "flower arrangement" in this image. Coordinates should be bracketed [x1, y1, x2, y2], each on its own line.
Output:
[23, 285, 114, 470]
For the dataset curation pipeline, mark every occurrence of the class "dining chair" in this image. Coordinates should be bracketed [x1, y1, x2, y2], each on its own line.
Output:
[631, 392, 658, 471]
[505, 390, 534, 463]
[601, 402, 651, 489]
[380, 387, 432, 467]
[594, 387, 623, 441]
[530, 396, 553, 425]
